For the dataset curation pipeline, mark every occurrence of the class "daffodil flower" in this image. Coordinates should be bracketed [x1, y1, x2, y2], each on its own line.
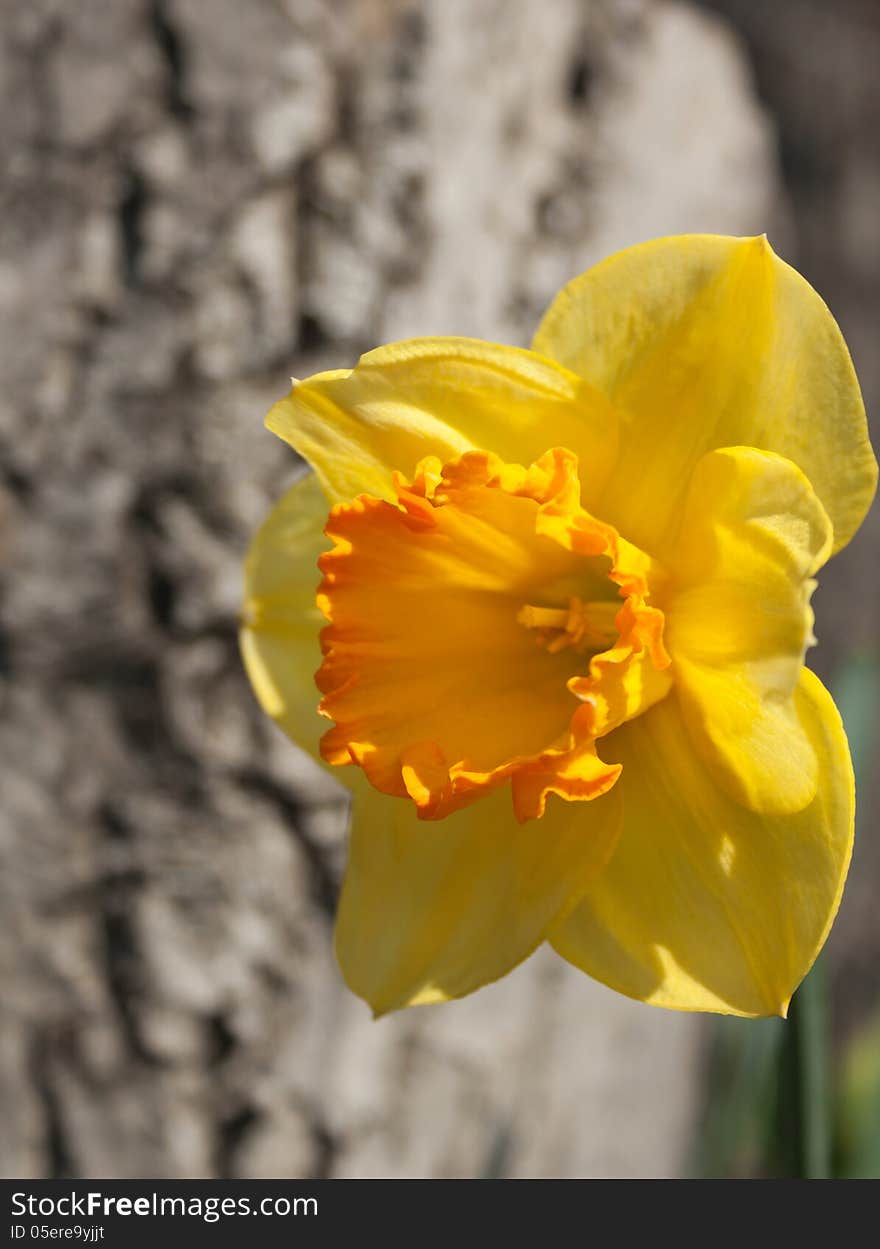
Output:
[241, 235, 876, 1018]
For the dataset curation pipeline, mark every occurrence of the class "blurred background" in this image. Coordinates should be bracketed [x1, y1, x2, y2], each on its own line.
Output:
[1, 0, 877, 1179]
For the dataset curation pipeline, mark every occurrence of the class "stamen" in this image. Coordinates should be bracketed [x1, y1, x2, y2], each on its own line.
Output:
[517, 596, 620, 654]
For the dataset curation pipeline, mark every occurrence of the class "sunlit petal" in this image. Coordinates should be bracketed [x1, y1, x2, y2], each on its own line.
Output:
[267, 337, 620, 509]
[533, 234, 876, 555]
[666, 445, 832, 813]
[552, 670, 853, 1017]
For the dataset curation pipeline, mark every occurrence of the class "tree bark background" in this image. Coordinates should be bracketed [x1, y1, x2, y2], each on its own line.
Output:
[1, 0, 872, 1179]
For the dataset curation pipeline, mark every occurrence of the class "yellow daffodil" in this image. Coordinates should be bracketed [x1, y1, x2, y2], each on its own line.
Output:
[241, 235, 876, 1018]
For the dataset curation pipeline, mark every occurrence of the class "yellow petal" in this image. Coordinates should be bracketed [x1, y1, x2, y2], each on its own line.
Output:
[666, 446, 833, 813]
[532, 234, 877, 555]
[551, 669, 853, 1017]
[239, 472, 329, 760]
[266, 337, 620, 508]
[335, 777, 622, 1015]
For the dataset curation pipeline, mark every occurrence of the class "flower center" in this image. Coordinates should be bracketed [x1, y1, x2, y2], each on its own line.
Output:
[316, 447, 671, 822]
[518, 597, 621, 655]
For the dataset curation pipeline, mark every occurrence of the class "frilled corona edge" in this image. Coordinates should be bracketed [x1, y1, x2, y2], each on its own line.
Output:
[316, 447, 669, 823]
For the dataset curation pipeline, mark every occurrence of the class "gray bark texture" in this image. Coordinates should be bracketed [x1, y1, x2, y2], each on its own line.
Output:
[2, 0, 872, 1179]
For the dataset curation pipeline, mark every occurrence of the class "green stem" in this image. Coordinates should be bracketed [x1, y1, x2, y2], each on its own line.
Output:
[777, 959, 831, 1178]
